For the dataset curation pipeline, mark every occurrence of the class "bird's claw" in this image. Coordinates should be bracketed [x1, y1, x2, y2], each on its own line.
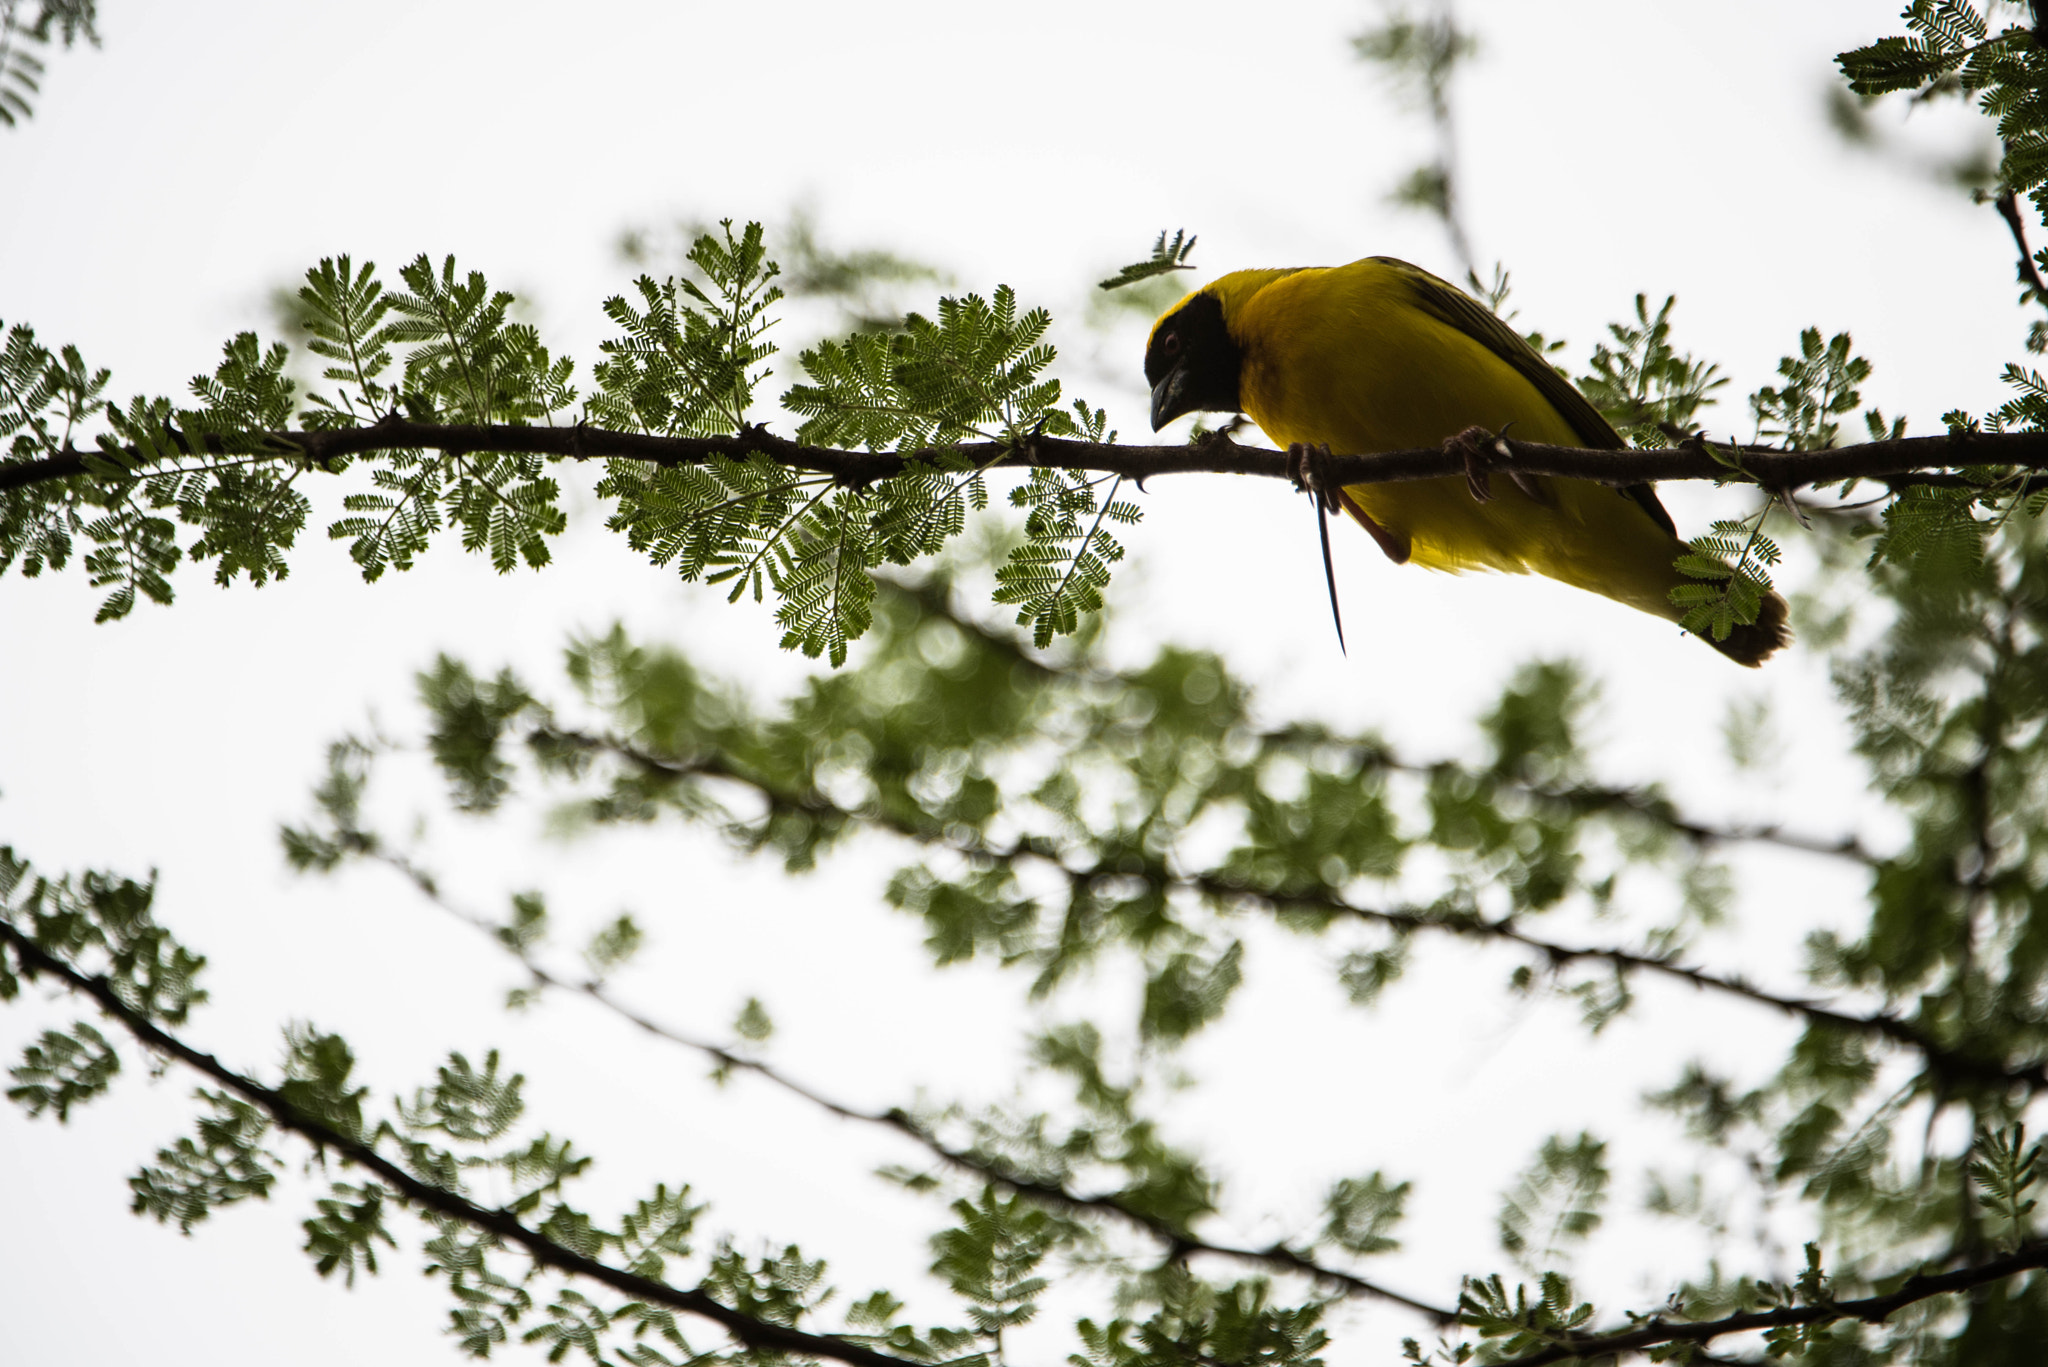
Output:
[1445, 424, 1547, 506]
[1286, 441, 1341, 513]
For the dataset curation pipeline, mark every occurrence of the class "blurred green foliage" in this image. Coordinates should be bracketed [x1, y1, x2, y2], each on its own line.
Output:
[18, 498, 2048, 1360]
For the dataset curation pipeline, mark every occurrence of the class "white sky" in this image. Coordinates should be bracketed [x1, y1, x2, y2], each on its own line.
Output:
[0, 2, 2020, 1363]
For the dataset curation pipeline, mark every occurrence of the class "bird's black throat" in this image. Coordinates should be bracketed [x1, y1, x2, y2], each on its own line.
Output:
[1146, 291, 1243, 430]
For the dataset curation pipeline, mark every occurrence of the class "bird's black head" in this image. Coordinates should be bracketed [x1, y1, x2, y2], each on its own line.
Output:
[1144, 291, 1242, 431]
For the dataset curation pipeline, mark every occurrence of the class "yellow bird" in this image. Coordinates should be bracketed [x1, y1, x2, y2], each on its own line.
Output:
[1144, 256, 1789, 666]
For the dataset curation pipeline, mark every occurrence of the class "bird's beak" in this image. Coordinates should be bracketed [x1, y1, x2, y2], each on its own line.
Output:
[1150, 364, 1192, 432]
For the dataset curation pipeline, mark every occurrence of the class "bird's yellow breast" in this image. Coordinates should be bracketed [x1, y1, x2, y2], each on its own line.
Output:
[1234, 262, 1585, 453]
[1223, 259, 1680, 614]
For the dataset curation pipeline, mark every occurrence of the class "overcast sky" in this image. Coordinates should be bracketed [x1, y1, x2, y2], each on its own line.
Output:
[0, 3, 2017, 1363]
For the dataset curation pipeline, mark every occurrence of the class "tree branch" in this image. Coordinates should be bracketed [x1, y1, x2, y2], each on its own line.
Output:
[1491, 1239, 2048, 1365]
[559, 729, 1945, 1069]
[1208, 880, 2048, 1094]
[347, 843, 1459, 1325]
[7, 421, 2048, 499]
[894, 579, 1884, 868]
[0, 918, 939, 1367]
[1286, 737, 1881, 868]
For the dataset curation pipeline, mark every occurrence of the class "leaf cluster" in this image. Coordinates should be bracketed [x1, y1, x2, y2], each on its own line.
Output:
[1095, 231, 1198, 293]
[326, 582, 1734, 1069]
[1672, 514, 1782, 643]
[1840, 4, 2048, 217]
[4, 223, 1136, 653]
[30, 482, 2048, 1361]
[261, 562, 1904, 1363]
[1574, 295, 1728, 447]
[1750, 327, 1873, 452]
[1495, 1133, 1611, 1273]
[250, 507, 2048, 1361]
[0, 846, 206, 1026]
[0, 0, 98, 127]
[1073, 1274, 1329, 1367]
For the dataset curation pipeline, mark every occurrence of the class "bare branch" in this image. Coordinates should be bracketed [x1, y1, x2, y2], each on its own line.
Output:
[1211, 880, 2048, 1094]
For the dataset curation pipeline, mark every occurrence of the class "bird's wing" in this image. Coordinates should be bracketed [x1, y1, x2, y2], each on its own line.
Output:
[1374, 257, 1677, 538]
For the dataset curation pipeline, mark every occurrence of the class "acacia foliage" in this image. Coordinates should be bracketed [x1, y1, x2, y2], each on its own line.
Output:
[18, 4, 2048, 1364]
[0, 0, 96, 126]
[0, 222, 1121, 658]
[7, 505, 2048, 1361]
[0, 212, 1950, 652]
[4, 99, 2048, 656]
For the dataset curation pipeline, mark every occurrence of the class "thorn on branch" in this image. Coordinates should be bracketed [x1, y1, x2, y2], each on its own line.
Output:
[1194, 417, 1246, 459]
[1286, 441, 1349, 653]
[1774, 486, 1813, 530]
[1022, 416, 1049, 467]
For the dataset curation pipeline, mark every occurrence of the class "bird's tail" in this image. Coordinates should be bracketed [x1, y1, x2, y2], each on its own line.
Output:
[1701, 589, 1792, 668]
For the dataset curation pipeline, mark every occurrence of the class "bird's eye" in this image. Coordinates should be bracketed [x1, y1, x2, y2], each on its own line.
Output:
[1162, 333, 1181, 357]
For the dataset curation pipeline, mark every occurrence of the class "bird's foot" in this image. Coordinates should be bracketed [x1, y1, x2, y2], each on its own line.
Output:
[1444, 424, 1548, 505]
[1285, 441, 1342, 512]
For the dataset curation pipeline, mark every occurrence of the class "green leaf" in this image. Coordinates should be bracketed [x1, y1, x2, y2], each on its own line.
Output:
[297, 255, 402, 424]
[1670, 516, 1780, 641]
[1323, 1172, 1410, 1256]
[1971, 1124, 2044, 1250]
[1575, 295, 1727, 445]
[1750, 327, 1872, 450]
[1497, 1132, 1610, 1271]
[733, 996, 774, 1043]
[304, 1181, 397, 1285]
[993, 463, 1137, 648]
[7, 1021, 119, 1119]
[398, 1050, 526, 1144]
[583, 914, 644, 976]
[1140, 939, 1243, 1043]
[931, 1188, 1055, 1339]
[1097, 229, 1198, 292]
[129, 1089, 278, 1231]
[592, 220, 780, 437]
[417, 655, 538, 813]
